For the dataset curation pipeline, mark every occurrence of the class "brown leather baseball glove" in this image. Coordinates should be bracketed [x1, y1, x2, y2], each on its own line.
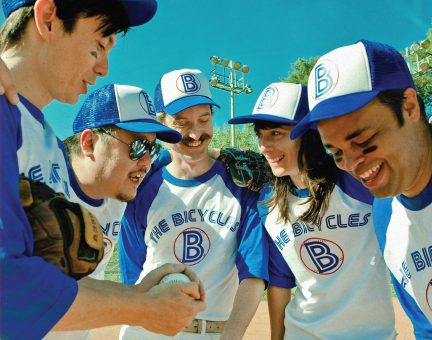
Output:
[217, 147, 272, 192]
[19, 176, 104, 280]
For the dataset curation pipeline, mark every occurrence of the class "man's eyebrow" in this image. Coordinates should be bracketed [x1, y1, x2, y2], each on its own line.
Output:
[323, 127, 368, 149]
[345, 128, 367, 141]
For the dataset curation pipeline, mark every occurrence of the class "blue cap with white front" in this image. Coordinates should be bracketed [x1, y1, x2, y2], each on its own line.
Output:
[154, 69, 220, 115]
[73, 84, 181, 143]
[2, 0, 158, 27]
[290, 39, 416, 139]
[229, 82, 308, 126]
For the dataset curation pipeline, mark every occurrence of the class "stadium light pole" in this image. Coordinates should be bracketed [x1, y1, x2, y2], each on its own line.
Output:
[402, 37, 432, 74]
[209, 56, 253, 146]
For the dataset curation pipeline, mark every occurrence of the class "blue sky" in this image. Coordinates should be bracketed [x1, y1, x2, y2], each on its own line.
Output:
[2, 0, 431, 139]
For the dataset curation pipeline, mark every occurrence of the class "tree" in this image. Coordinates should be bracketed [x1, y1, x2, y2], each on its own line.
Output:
[411, 29, 432, 111]
[210, 124, 258, 151]
[283, 56, 320, 85]
[284, 36, 432, 114]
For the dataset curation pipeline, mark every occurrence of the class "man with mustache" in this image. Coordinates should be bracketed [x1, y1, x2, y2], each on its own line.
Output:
[118, 69, 269, 339]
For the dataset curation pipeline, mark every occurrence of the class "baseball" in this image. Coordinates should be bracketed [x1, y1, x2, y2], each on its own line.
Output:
[159, 273, 191, 285]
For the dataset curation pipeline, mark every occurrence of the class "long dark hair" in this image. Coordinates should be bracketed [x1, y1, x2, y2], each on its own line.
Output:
[255, 121, 338, 225]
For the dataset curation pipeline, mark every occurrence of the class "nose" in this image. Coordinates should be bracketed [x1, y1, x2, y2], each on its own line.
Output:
[258, 136, 273, 153]
[94, 53, 109, 77]
[341, 151, 365, 172]
[137, 151, 152, 167]
[187, 126, 202, 140]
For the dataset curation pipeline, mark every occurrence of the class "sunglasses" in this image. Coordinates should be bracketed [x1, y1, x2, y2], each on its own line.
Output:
[99, 128, 155, 161]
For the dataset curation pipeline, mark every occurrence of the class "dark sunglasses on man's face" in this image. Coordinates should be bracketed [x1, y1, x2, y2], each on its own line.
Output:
[99, 128, 155, 161]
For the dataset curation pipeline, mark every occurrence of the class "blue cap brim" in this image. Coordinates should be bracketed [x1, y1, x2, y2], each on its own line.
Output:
[121, 0, 157, 27]
[290, 90, 380, 140]
[164, 96, 221, 115]
[116, 120, 181, 143]
[229, 113, 297, 125]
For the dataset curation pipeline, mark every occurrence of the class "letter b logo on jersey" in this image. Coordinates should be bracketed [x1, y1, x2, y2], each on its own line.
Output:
[174, 228, 210, 265]
[300, 238, 344, 275]
[179, 74, 201, 94]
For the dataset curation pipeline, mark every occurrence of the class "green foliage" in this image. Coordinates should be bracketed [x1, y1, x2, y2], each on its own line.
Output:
[283, 36, 432, 112]
[411, 29, 432, 110]
[284, 56, 320, 85]
[210, 124, 258, 150]
[105, 244, 121, 282]
[414, 72, 432, 110]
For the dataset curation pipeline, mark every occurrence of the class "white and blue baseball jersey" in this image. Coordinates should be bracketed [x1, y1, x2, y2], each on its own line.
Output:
[119, 161, 268, 322]
[66, 168, 127, 280]
[43, 163, 127, 340]
[260, 171, 396, 339]
[373, 178, 432, 338]
[1, 95, 78, 339]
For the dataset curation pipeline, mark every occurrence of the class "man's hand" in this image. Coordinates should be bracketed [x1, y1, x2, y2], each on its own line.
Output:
[0, 57, 19, 105]
[136, 263, 205, 301]
[138, 281, 206, 336]
[129, 263, 206, 335]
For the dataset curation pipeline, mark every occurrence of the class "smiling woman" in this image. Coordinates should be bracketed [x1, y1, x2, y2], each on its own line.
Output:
[229, 82, 397, 339]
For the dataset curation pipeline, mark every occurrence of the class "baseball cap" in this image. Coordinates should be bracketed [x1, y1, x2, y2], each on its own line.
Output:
[290, 39, 416, 139]
[72, 84, 181, 143]
[2, 0, 158, 27]
[229, 82, 308, 126]
[154, 69, 220, 115]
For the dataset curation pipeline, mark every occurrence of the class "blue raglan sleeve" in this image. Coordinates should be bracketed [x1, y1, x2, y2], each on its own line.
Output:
[373, 198, 432, 338]
[119, 196, 148, 285]
[391, 274, 432, 338]
[257, 185, 296, 289]
[0, 97, 78, 339]
[267, 233, 296, 288]
[235, 190, 269, 283]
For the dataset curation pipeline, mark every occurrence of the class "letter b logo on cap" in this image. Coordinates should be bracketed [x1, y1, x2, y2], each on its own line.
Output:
[257, 86, 277, 109]
[180, 73, 201, 94]
[139, 91, 156, 116]
[314, 60, 338, 100]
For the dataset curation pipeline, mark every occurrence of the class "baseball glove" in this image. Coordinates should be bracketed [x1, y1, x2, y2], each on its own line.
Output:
[217, 147, 272, 192]
[19, 176, 104, 280]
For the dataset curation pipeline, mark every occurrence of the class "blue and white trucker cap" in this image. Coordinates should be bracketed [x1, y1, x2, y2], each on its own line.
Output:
[154, 68, 220, 115]
[229, 82, 308, 126]
[291, 39, 416, 139]
[2, 0, 158, 27]
[73, 84, 181, 143]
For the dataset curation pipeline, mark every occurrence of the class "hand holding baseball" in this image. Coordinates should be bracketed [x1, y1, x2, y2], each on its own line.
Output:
[137, 263, 205, 301]
[159, 272, 192, 285]
[139, 265, 206, 336]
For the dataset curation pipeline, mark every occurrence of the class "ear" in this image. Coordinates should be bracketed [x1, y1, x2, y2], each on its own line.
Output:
[403, 88, 421, 122]
[33, 0, 58, 41]
[80, 129, 96, 158]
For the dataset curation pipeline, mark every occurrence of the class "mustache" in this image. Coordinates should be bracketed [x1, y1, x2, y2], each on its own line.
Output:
[181, 134, 212, 143]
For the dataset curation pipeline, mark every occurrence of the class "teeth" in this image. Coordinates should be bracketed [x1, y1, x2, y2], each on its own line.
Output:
[360, 164, 380, 179]
[267, 155, 283, 163]
[185, 140, 202, 147]
[130, 172, 146, 182]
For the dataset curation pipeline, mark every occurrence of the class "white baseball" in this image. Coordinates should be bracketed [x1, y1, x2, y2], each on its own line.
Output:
[159, 273, 191, 285]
